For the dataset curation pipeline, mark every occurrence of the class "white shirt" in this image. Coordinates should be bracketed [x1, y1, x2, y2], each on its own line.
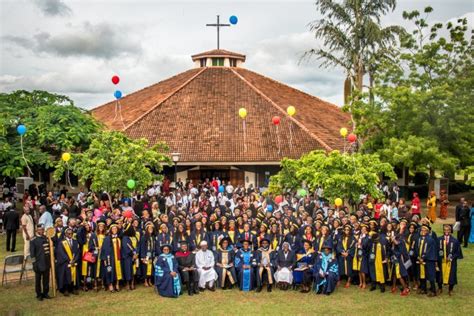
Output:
[225, 184, 234, 194]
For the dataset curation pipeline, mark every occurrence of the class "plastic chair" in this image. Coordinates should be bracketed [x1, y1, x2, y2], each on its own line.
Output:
[2, 254, 25, 286]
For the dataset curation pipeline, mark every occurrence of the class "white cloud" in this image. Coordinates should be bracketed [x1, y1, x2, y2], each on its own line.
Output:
[33, 0, 72, 17]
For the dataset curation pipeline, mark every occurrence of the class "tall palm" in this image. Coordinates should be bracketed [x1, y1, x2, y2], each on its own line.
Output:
[305, 0, 403, 130]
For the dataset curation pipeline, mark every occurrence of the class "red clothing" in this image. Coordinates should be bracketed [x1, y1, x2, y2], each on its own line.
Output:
[374, 203, 382, 219]
[411, 197, 421, 215]
[211, 180, 218, 191]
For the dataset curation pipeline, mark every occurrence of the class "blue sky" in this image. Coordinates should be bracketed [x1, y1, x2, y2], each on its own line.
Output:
[0, 0, 472, 109]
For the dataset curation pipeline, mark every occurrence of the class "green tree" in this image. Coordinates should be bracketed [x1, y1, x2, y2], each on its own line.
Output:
[356, 8, 474, 179]
[269, 150, 396, 203]
[305, 0, 403, 130]
[0, 90, 100, 177]
[54, 131, 171, 193]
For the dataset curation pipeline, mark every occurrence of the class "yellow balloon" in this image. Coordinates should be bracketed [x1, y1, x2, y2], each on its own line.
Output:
[287, 105, 296, 116]
[238, 108, 247, 119]
[62, 152, 71, 162]
[340, 127, 348, 137]
[335, 198, 343, 207]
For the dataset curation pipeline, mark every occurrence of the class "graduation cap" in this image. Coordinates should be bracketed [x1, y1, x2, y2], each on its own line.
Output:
[160, 243, 173, 251]
[259, 237, 271, 246]
[421, 223, 431, 230]
[369, 218, 378, 225]
[391, 218, 400, 225]
[343, 224, 353, 230]
[399, 218, 408, 224]
[240, 239, 252, 246]
[408, 222, 419, 229]
[219, 237, 233, 247]
[321, 241, 333, 251]
[144, 221, 155, 230]
[291, 222, 299, 230]
[443, 223, 453, 232]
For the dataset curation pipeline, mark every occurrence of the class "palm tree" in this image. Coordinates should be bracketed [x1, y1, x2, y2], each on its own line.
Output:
[305, 0, 404, 131]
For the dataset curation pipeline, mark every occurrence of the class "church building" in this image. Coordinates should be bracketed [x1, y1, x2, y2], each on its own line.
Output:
[91, 48, 350, 188]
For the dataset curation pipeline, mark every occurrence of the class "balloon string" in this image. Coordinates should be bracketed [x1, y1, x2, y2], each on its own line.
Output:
[277, 124, 281, 155]
[243, 119, 247, 152]
[289, 123, 293, 149]
[118, 99, 125, 129]
[114, 100, 118, 121]
[65, 162, 73, 189]
[20, 136, 33, 176]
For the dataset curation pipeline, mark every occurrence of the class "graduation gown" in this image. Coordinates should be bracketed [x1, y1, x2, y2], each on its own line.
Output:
[337, 235, 355, 277]
[369, 239, 388, 284]
[314, 235, 333, 253]
[237, 231, 257, 250]
[189, 231, 209, 251]
[284, 234, 300, 253]
[215, 248, 237, 287]
[154, 253, 181, 297]
[235, 248, 257, 291]
[390, 240, 409, 279]
[313, 253, 339, 294]
[255, 247, 276, 286]
[354, 234, 370, 274]
[121, 235, 139, 281]
[209, 230, 228, 252]
[293, 249, 316, 285]
[156, 233, 173, 254]
[100, 235, 123, 285]
[269, 233, 284, 251]
[437, 235, 463, 285]
[416, 235, 437, 282]
[139, 234, 156, 277]
[55, 238, 80, 290]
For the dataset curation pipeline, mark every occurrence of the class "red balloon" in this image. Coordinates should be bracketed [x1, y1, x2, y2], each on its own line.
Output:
[347, 133, 357, 143]
[123, 210, 133, 219]
[275, 195, 283, 204]
[111, 75, 120, 85]
[272, 116, 281, 125]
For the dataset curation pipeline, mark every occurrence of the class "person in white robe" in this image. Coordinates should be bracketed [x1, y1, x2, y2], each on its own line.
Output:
[195, 241, 218, 290]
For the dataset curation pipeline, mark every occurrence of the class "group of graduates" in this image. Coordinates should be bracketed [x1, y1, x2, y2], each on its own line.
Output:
[29, 188, 464, 301]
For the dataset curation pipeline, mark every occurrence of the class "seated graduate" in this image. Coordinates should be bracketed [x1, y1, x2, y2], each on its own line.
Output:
[56, 227, 80, 296]
[101, 223, 123, 292]
[215, 237, 237, 289]
[274, 241, 296, 290]
[175, 241, 199, 296]
[337, 224, 355, 288]
[235, 239, 257, 291]
[313, 242, 339, 295]
[256, 237, 276, 292]
[154, 244, 181, 298]
[195, 240, 218, 291]
[437, 224, 463, 296]
[293, 239, 316, 293]
[139, 221, 156, 287]
[369, 232, 388, 293]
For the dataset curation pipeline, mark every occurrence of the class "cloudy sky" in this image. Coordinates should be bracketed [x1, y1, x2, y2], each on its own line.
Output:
[0, 0, 472, 109]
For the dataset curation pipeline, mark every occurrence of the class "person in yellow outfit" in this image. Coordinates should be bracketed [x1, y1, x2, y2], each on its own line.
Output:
[427, 191, 437, 223]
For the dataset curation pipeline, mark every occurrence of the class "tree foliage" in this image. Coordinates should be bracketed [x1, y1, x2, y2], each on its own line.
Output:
[269, 150, 396, 203]
[0, 90, 100, 177]
[53, 131, 171, 193]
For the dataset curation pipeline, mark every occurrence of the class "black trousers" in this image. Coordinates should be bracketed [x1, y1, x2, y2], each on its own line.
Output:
[457, 226, 470, 247]
[180, 270, 198, 285]
[6, 229, 16, 251]
[35, 269, 50, 298]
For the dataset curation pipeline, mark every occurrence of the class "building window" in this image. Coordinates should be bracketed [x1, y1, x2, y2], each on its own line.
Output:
[230, 59, 237, 67]
[212, 58, 224, 66]
[200, 58, 206, 67]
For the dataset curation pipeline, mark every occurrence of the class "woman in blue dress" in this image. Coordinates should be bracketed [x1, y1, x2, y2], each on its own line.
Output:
[154, 244, 181, 298]
[293, 239, 315, 293]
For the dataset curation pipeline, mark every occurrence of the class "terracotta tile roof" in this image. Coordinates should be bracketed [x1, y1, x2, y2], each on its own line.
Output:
[91, 66, 350, 163]
[191, 49, 246, 61]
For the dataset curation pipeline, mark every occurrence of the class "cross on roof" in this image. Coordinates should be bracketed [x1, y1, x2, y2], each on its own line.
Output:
[206, 15, 230, 49]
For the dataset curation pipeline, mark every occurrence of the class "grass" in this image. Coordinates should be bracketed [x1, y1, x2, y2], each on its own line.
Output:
[0, 223, 472, 316]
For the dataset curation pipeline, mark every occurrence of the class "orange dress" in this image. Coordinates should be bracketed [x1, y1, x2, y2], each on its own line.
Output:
[427, 195, 437, 222]
[439, 193, 449, 219]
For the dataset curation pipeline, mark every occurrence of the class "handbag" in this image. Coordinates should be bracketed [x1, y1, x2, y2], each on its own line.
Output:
[83, 251, 96, 263]
[453, 221, 461, 232]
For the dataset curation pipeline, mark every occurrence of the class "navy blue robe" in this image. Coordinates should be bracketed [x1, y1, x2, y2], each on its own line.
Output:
[100, 235, 122, 285]
[437, 235, 463, 285]
[337, 235, 355, 277]
[154, 254, 181, 297]
[121, 235, 138, 281]
[55, 238, 80, 290]
[215, 248, 237, 287]
[313, 253, 339, 294]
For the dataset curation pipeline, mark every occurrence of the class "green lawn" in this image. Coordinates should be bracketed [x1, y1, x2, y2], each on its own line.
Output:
[0, 224, 472, 316]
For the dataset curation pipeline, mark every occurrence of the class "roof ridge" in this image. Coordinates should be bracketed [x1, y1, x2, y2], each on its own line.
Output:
[230, 68, 333, 151]
[235, 68, 344, 114]
[123, 67, 207, 131]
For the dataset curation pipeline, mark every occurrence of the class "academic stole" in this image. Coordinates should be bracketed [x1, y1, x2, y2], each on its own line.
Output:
[146, 237, 155, 276]
[220, 251, 235, 287]
[112, 237, 123, 280]
[62, 240, 77, 285]
[353, 237, 362, 271]
[441, 239, 453, 284]
[419, 238, 426, 279]
[259, 250, 273, 284]
[81, 237, 89, 276]
[131, 236, 139, 275]
[96, 234, 105, 278]
[342, 237, 348, 275]
[374, 243, 385, 283]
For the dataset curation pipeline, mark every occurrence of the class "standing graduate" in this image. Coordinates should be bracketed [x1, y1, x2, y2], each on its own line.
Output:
[93, 221, 107, 291]
[274, 241, 296, 290]
[215, 237, 237, 289]
[121, 223, 139, 290]
[56, 227, 80, 296]
[369, 232, 388, 293]
[269, 223, 284, 251]
[140, 221, 156, 287]
[354, 224, 370, 289]
[30, 224, 52, 301]
[235, 239, 257, 291]
[294, 239, 316, 293]
[154, 244, 181, 298]
[416, 224, 438, 297]
[77, 222, 95, 291]
[175, 241, 199, 296]
[314, 224, 333, 253]
[189, 221, 208, 252]
[101, 224, 123, 292]
[313, 243, 339, 295]
[255, 237, 276, 292]
[337, 224, 355, 288]
[389, 233, 410, 296]
[156, 223, 173, 255]
[437, 224, 463, 295]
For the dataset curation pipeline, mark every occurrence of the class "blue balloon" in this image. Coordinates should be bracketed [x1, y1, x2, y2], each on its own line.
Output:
[114, 90, 122, 99]
[218, 185, 225, 193]
[229, 15, 238, 25]
[267, 204, 273, 212]
[17, 124, 26, 136]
